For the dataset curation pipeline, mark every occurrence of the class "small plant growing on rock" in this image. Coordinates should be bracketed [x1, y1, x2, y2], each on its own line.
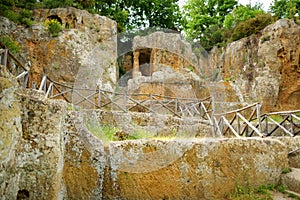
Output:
[0, 35, 21, 54]
[45, 19, 62, 37]
[19, 9, 34, 27]
[275, 184, 286, 193]
[282, 167, 292, 174]
[261, 35, 271, 43]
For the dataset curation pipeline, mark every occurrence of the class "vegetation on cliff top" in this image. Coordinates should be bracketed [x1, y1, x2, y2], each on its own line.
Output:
[0, 0, 299, 51]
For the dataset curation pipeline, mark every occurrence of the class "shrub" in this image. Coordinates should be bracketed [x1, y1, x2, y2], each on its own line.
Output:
[19, 9, 34, 27]
[231, 13, 275, 41]
[0, 6, 34, 27]
[46, 19, 63, 37]
[0, 35, 21, 54]
[3, 9, 19, 23]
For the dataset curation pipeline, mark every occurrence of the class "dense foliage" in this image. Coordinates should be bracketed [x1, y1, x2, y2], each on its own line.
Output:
[183, 1, 276, 50]
[183, 0, 238, 40]
[0, 0, 181, 33]
[270, 0, 300, 19]
[0, 0, 299, 51]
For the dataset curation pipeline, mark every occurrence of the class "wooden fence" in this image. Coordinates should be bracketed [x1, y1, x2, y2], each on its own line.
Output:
[38, 75, 213, 122]
[0, 46, 29, 87]
[2, 46, 299, 138]
[213, 103, 300, 137]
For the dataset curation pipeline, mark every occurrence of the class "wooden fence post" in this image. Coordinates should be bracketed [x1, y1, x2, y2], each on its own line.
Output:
[237, 113, 240, 135]
[124, 93, 127, 112]
[1, 49, 8, 67]
[257, 103, 261, 132]
[290, 114, 293, 134]
[23, 72, 29, 88]
[150, 94, 153, 111]
[98, 89, 101, 108]
[45, 82, 53, 98]
[39, 75, 47, 92]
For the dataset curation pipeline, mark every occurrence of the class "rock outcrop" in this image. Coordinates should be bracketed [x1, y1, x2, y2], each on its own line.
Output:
[1, 65, 294, 199]
[0, 7, 117, 108]
[208, 19, 300, 112]
[1, 9, 300, 199]
[0, 65, 66, 199]
[119, 32, 208, 100]
[16, 89, 67, 199]
[0, 65, 22, 198]
[103, 138, 288, 199]
[63, 111, 106, 199]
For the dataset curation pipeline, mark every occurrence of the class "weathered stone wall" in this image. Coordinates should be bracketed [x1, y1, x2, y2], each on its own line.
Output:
[0, 65, 22, 199]
[276, 136, 300, 168]
[208, 19, 300, 112]
[121, 32, 208, 100]
[0, 64, 297, 200]
[103, 138, 288, 200]
[0, 65, 68, 199]
[16, 89, 67, 199]
[63, 111, 106, 199]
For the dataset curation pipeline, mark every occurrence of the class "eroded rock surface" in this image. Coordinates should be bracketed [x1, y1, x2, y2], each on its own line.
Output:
[119, 32, 208, 100]
[104, 138, 288, 200]
[0, 7, 117, 108]
[276, 136, 300, 168]
[0, 65, 22, 199]
[208, 19, 300, 112]
[63, 111, 106, 199]
[16, 89, 67, 199]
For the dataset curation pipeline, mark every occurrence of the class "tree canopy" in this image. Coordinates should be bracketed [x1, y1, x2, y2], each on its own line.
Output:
[270, 0, 300, 19]
[0, 0, 181, 33]
[0, 0, 299, 51]
[182, 0, 279, 50]
[182, 0, 241, 50]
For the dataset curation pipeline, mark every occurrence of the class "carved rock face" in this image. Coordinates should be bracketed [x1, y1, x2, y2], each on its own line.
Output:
[0, 7, 117, 108]
[208, 19, 300, 112]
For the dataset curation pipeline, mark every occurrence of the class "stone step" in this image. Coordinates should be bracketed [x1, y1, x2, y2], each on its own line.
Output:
[281, 168, 300, 195]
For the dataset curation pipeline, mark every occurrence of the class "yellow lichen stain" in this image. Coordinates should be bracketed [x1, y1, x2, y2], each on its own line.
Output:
[63, 142, 99, 199]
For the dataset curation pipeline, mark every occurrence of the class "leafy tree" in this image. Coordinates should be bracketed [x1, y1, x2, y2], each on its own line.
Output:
[270, 0, 300, 19]
[126, 0, 181, 30]
[95, 0, 181, 32]
[0, 0, 182, 33]
[95, 0, 129, 32]
[223, 4, 265, 29]
[183, 0, 238, 40]
[182, 0, 239, 50]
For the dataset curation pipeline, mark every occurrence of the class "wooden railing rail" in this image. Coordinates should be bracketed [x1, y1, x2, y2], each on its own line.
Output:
[37, 75, 213, 122]
[1, 43, 29, 88]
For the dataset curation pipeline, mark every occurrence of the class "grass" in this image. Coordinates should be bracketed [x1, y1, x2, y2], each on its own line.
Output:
[228, 183, 298, 200]
[86, 120, 177, 144]
[86, 122, 119, 144]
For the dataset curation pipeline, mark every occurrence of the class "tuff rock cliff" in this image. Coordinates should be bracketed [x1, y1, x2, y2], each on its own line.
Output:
[0, 7, 300, 200]
[0, 64, 296, 199]
[207, 19, 300, 112]
[0, 7, 117, 108]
